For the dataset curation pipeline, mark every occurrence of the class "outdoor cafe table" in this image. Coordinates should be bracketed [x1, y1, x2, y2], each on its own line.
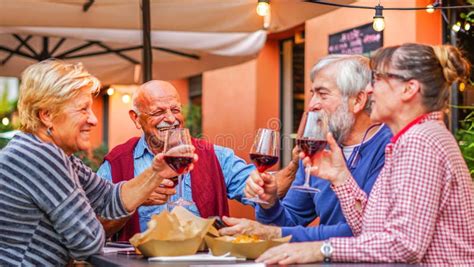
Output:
[89, 253, 417, 267]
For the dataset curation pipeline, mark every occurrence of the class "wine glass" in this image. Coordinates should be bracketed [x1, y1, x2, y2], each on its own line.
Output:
[291, 111, 329, 193]
[163, 128, 195, 207]
[243, 128, 280, 204]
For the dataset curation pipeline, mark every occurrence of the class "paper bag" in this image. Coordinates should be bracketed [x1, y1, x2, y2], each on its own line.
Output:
[129, 206, 214, 257]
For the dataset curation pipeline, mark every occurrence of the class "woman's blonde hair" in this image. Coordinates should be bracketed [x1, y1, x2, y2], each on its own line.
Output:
[370, 43, 471, 112]
[18, 59, 101, 133]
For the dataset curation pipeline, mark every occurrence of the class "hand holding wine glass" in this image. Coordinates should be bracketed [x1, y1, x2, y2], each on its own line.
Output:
[142, 178, 177, 206]
[244, 170, 278, 208]
[291, 111, 329, 193]
[162, 128, 197, 208]
[301, 132, 351, 187]
[243, 128, 280, 204]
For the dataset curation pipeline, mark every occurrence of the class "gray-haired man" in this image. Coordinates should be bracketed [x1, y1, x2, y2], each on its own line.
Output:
[219, 54, 393, 242]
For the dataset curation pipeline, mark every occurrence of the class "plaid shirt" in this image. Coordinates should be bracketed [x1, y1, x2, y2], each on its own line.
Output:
[330, 112, 474, 264]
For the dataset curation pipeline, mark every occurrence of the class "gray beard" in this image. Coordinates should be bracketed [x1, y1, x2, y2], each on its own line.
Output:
[327, 100, 355, 144]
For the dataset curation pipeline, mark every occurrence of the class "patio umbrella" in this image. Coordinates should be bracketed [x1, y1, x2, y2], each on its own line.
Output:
[0, 0, 354, 84]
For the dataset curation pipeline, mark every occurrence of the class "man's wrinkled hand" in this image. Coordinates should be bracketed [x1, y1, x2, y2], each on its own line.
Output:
[218, 216, 281, 240]
[142, 178, 177, 206]
[244, 170, 277, 208]
[291, 146, 301, 165]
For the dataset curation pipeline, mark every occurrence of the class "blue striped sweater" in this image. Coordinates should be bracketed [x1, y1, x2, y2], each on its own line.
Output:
[0, 133, 130, 266]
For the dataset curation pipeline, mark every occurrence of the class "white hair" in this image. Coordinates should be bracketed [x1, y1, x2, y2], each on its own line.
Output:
[310, 54, 372, 112]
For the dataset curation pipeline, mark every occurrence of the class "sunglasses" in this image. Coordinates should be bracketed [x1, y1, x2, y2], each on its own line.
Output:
[370, 70, 411, 87]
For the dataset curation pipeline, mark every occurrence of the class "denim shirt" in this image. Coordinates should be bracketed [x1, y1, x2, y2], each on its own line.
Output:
[97, 135, 255, 231]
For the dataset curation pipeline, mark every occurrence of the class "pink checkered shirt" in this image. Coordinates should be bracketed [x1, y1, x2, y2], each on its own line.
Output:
[330, 112, 474, 264]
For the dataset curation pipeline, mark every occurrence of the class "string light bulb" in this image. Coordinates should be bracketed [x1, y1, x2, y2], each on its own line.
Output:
[464, 22, 471, 31]
[1, 117, 9, 126]
[122, 94, 131, 104]
[256, 0, 270, 17]
[372, 4, 385, 32]
[452, 21, 461, 32]
[106, 87, 115, 96]
[426, 4, 435, 13]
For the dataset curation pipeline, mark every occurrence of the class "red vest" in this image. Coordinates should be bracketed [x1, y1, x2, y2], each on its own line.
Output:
[104, 137, 229, 241]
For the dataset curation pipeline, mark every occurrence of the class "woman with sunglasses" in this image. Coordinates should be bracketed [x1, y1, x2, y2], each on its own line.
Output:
[257, 43, 474, 265]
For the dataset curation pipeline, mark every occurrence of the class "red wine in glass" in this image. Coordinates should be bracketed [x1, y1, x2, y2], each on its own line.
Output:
[250, 153, 279, 173]
[243, 128, 280, 204]
[296, 139, 327, 157]
[164, 156, 193, 174]
[291, 111, 329, 193]
[164, 128, 195, 208]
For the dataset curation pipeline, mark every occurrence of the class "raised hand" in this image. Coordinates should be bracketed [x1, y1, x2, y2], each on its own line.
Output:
[301, 132, 350, 187]
[218, 216, 281, 240]
[256, 242, 324, 265]
[244, 170, 277, 208]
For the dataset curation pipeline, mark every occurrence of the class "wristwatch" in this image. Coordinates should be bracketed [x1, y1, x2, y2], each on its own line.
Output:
[320, 240, 334, 263]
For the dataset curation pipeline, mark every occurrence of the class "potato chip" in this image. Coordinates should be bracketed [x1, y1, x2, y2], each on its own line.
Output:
[231, 234, 262, 243]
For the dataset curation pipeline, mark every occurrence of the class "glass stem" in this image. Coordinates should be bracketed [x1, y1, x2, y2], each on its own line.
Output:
[304, 166, 311, 187]
[177, 174, 183, 200]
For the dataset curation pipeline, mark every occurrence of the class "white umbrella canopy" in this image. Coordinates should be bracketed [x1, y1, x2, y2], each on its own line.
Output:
[0, 0, 353, 84]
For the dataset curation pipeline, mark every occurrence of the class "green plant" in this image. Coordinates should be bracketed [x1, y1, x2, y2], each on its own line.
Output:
[456, 111, 474, 178]
[183, 104, 202, 138]
[0, 124, 15, 150]
[0, 138, 9, 149]
[74, 144, 109, 172]
[0, 79, 18, 117]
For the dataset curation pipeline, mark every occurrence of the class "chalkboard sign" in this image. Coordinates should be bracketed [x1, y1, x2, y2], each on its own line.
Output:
[328, 23, 383, 55]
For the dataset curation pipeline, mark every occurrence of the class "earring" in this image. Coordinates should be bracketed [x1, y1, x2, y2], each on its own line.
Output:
[46, 128, 53, 136]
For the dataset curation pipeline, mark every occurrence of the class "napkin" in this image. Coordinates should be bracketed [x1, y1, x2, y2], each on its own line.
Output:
[148, 252, 245, 262]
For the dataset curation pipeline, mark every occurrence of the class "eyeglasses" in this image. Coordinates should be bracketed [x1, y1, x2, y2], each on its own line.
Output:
[370, 70, 410, 87]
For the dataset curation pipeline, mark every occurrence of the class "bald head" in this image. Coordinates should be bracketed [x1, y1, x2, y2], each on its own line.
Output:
[129, 80, 185, 152]
[132, 80, 181, 112]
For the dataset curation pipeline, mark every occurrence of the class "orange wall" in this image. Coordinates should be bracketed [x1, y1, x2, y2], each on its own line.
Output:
[203, 60, 257, 161]
[91, 94, 104, 148]
[170, 79, 189, 105]
[202, 42, 279, 219]
[256, 40, 280, 131]
[108, 85, 142, 149]
[304, 0, 442, 103]
[416, 0, 442, 45]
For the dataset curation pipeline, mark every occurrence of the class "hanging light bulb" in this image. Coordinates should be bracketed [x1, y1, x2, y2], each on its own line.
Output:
[122, 94, 131, 104]
[452, 21, 461, 32]
[426, 4, 435, 13]
[106, 87, 115, 96]
[256, 0, 270, 17]
[373, 4, 385, 32]
[464, 22, 471, 31]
